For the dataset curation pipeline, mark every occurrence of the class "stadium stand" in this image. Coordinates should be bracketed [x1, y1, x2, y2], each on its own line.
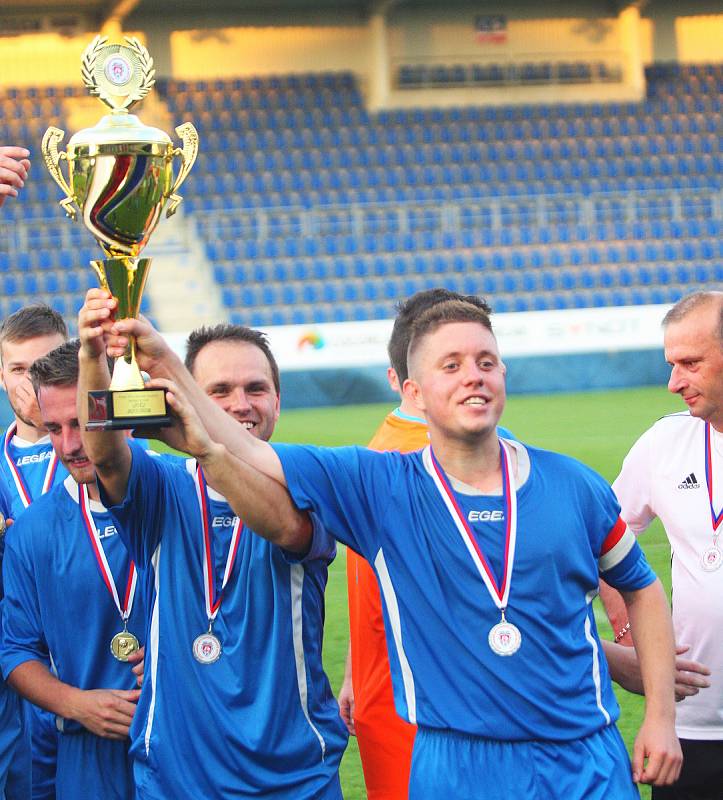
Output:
[0, 63, 720, 327]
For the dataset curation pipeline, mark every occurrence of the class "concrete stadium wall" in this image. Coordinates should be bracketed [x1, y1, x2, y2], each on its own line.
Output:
[1, 3, 721, 89]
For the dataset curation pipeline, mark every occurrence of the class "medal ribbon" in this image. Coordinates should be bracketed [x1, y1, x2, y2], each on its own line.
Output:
[704, 423, 723, 532]
[3, 422, 59, 509]
[79, 482, 137, 623]
[428, 440, 518, 611]
[193, 464, 243, 624]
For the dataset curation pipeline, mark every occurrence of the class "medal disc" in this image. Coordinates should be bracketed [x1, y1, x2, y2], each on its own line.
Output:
[193, 632, 222, 664]
[701, 546, 723, 572]
[488, 621, 522, 656]
[110, 630, 140, 662]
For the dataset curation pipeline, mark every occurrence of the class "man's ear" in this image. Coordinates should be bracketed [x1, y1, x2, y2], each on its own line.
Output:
[402, 377, 425, 414]
[387, 367, 400, 394]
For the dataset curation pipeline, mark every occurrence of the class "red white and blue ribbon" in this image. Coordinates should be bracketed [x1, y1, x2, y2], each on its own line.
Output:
[193, 464, 243, 625]
[79, 482, 137, 624]
[428, 439, 517, 612]
[704, 423, 723, 532]
[3, 422, 59, 509]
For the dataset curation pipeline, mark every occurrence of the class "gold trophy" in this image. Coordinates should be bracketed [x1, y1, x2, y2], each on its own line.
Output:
[41, 35, 198, 430]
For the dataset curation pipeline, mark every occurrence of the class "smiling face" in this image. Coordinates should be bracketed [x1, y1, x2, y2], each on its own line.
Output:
[0, 333, 66, 426]
[191, 340, 280, 442]
[36, 383, 95, 486]
[404, 321, 506, 444]
[664, 298, 723, 431]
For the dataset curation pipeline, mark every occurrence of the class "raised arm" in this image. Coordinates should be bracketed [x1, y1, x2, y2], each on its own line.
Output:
[81, 290, 284, 483]
[0, 146, 30, 207]
[152, 376, 312, 553]
[77, 296, 131, 505]
[622, 579, 682, 786]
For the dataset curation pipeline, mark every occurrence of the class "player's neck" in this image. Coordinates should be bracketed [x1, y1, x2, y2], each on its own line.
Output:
[85, 479, 101, 502]
[431, 430, 503, 492]
[397, 396, 424, 420]
[709, 411, 723, 435]
[13, 417, 45, 444]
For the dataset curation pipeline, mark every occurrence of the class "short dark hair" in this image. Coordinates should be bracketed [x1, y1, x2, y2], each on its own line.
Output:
[389, 289, 493, 384]
[185, 324, 280, 394]
[29, 339, 80, 395]
[0, 304, 68, 359]
[662, 291, 723, 346]
[407, 300, 495, 372]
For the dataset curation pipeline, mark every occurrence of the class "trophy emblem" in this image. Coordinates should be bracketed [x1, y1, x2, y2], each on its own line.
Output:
[41, 35, 199, 430]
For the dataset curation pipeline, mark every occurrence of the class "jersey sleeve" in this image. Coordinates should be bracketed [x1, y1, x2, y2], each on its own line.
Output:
[281, 512, 337, 565]
[598, 517, 656, 591]
[271, 443, 393, 560]
[0, 519, 49, 679]
[98, 440, 178, 567]
[611, 428, 656, 534]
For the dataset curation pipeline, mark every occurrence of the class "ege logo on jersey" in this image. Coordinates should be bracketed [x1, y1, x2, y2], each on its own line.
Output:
[15, 452, 53, 467]
[213, 516, 236, 527]
[468, 510, 505, 522]
[97, 525, 118, 540]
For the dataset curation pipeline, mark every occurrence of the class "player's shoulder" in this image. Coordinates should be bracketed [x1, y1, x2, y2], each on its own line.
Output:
[525, 443, 608, 488]
[649, 410, 696, 432]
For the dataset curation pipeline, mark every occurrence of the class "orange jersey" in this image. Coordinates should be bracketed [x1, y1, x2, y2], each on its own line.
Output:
[347, 410, 428, 799]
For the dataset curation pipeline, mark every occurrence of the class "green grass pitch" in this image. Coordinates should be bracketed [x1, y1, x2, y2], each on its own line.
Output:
[274, 386, 684, 799]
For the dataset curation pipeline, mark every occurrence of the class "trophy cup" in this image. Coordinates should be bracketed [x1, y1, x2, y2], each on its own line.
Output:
[41, 35, 198, 430]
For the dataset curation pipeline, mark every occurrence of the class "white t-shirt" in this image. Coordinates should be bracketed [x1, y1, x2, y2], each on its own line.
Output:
[613, 411, 723, 739]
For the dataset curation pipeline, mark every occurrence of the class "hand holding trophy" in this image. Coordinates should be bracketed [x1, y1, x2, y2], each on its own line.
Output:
[41, 35, 199, 430]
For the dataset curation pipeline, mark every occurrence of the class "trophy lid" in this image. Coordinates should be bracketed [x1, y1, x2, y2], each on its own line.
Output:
[68, 113, 172, 149]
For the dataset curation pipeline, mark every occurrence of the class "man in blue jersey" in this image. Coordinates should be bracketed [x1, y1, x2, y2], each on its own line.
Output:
[0, 304, 69, 518]
[93, 298, 684, 797]
[1, 340, 143, 800]
[0, 303, 69, 800]
[77, 293, 347, 799]
[0, 478, 23, 798]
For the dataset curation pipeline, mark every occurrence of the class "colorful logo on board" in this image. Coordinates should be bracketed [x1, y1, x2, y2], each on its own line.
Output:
[297, 331, 325, 350]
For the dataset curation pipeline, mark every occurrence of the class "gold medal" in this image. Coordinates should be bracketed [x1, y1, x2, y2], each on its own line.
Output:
[110, 630, 140, 662]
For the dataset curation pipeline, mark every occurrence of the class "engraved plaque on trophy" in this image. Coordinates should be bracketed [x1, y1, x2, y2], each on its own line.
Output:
[41, 35, 199, 430]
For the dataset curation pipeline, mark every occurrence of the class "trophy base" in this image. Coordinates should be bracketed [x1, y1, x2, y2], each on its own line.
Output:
[86, 389, 172, 432]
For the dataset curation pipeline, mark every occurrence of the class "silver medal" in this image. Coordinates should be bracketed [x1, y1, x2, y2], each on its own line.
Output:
[192, 632, 222, 664]
[488, 620, 522, 656]
[701, 546, 722, 572]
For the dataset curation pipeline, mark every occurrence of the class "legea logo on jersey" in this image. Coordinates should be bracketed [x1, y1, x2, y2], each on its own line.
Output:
[97, 525, 118, 540]
[468, 510, 505, 522]
[15, 451, 53, 467]
[213, 516, 236, 527]
[678, 472, 700, 490]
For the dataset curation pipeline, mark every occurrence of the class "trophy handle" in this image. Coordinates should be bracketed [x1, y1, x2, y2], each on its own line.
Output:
[165, 122, 199, 218]
[41, 127, 78, 221]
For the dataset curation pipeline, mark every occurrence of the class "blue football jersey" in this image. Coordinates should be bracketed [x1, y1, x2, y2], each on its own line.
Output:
[0, 428, 68, 520]
[0, 477, 146, 729]
[0, 475, 22, 797]
[99, 442, 347, 800]
[272, 439, 656, 742]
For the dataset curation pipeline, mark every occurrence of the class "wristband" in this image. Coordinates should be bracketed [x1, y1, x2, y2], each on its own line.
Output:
[614, 621, 631, 643]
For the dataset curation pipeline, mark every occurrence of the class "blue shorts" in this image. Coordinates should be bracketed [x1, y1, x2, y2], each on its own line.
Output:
[56, 732, 133, 800]
[409, 724, 640, 800]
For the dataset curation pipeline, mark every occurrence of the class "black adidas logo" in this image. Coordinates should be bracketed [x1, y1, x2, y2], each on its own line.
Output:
[678, 473, 700, 489]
